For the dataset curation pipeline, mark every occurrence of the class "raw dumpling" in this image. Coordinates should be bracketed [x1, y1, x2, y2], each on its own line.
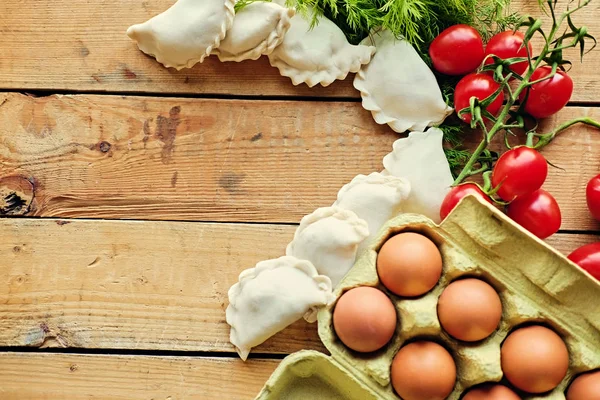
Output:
[268, 11, 376, 87]
[127, 0, 235, 70]
[354, 29, 453, 133]
[226, 256, 334, 360]
[334, 172, 411, 254]
[213, 2, 295, 62]
[286, 207, 369, 287]
[383, 127, 454, 223]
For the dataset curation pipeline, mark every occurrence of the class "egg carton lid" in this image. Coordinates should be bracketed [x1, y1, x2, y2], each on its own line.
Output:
[255, 350, 380, 400]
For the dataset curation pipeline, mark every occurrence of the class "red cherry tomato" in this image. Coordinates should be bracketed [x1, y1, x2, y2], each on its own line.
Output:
[506, 189, 561, 239]
[440, 183, 493, 220]
[454, 73, 504, 123]
[519, 66, 573, 119]
[586, 174, 600, 221]
[429, 24, 485, 76]
[568, 243, 600, 281]
[484, 31, 533, 76]
[491, 147, 548, 201]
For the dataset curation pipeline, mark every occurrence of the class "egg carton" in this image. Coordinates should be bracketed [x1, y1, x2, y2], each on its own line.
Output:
[255, 196, 600, 399]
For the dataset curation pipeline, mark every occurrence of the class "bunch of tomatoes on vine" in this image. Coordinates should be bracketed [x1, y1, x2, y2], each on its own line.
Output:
[430, 0, 600, 281]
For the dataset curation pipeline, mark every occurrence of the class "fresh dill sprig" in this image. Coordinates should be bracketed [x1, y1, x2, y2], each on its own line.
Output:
[472, 1, 522, 41]
[292, 0, 518, 47]
[235, 0, 272, 12]
[440, 123, 465, 148]
[440, 122, 473, 178]
[444, 148, 473, 178]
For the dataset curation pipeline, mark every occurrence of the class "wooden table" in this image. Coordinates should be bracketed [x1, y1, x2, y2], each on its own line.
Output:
[1, 1, 599, 398]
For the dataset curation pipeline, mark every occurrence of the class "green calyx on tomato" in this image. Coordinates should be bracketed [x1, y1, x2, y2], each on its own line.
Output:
[483, 31, 533, 78]
[454, 73, 504, 124]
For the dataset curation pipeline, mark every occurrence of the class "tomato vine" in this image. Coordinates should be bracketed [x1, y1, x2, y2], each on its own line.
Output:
[453, 0, 599, 188]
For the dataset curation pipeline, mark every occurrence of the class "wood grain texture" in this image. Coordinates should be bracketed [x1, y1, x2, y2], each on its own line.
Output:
[546, 233, 600, 255]
[0, 0, 355, 98]
[0, 0, 598, 101]
[0, 217, 325, 354]
[0, 216, 596, 352]
[2, 92, 600, 230]
[0, 352, 278, 400]
[0, 92, 395, 222]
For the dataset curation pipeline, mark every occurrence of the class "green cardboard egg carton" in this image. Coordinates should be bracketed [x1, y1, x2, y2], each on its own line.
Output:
[255, 196, 600, 399]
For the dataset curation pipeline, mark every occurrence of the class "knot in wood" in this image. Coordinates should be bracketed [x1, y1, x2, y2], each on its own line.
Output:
[0, 175, 35, 216]
[99, 141, 112, 153]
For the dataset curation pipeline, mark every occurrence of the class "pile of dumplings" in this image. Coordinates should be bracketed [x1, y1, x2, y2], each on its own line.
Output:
[127, 0, 453, 134]
[227, 128, 454, 360]
[126, 0, 457, 360]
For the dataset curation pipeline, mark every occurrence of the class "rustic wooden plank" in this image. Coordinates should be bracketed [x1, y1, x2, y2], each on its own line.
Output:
[0, 216, 595, 352]
[0, 92, 395, 222]
[0, 0, 598, 101]
[0, 352, 278, 400]
[0, 0, 355, 98]
[547, 233, 600, 255]
[0, 217, 325, 353]
[2, 92, 600, 230]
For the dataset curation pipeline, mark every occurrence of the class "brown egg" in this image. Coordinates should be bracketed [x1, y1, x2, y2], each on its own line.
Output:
[333, 286, 397, 353]
[437, 278, 503, 341]
[377, 233, 442, 297]
[391, 341, 456, 400]
[501, 325, 569, 393]
[462, 384, 520, 400]
[567, 370, 600, 400]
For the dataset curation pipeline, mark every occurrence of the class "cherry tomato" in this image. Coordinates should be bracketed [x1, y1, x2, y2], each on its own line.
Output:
[440, 183, 493, 220]
[519, 66, 573, 119]
[586, 174, 600, 221]
[568, 243, 600, 281]
[429, 24, 485, 76]
[506, 189, 561, 239]
[492, 147, 548, 201]
[484, 31, 533, 76]
[454, 73, 504, 123]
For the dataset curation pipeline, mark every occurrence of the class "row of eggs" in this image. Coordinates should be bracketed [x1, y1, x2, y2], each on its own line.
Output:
[331, 233, 600, 399]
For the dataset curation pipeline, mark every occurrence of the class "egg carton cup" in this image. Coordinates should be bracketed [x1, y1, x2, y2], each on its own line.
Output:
[256, 196, 600, 400]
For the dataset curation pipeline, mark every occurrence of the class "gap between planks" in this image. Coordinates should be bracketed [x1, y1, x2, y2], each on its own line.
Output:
[3, 88, 600, 107]
[1, 87, 363, 104]
[0, 346, 288, 360]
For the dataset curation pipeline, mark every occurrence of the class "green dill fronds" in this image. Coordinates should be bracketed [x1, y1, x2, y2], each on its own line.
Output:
[293, 0, 517, 49]
[440, 123, 465, 147]
[472, 0, 522, 40]
[234, 0, 272, 12]
[444, 148, 473, 178]
[439, 121, 472, 177]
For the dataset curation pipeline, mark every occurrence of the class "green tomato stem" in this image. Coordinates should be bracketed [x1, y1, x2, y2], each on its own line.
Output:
[482, 171, 493, 192]
[533, 117, 600, 149]
[453, 136, 491, 184]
